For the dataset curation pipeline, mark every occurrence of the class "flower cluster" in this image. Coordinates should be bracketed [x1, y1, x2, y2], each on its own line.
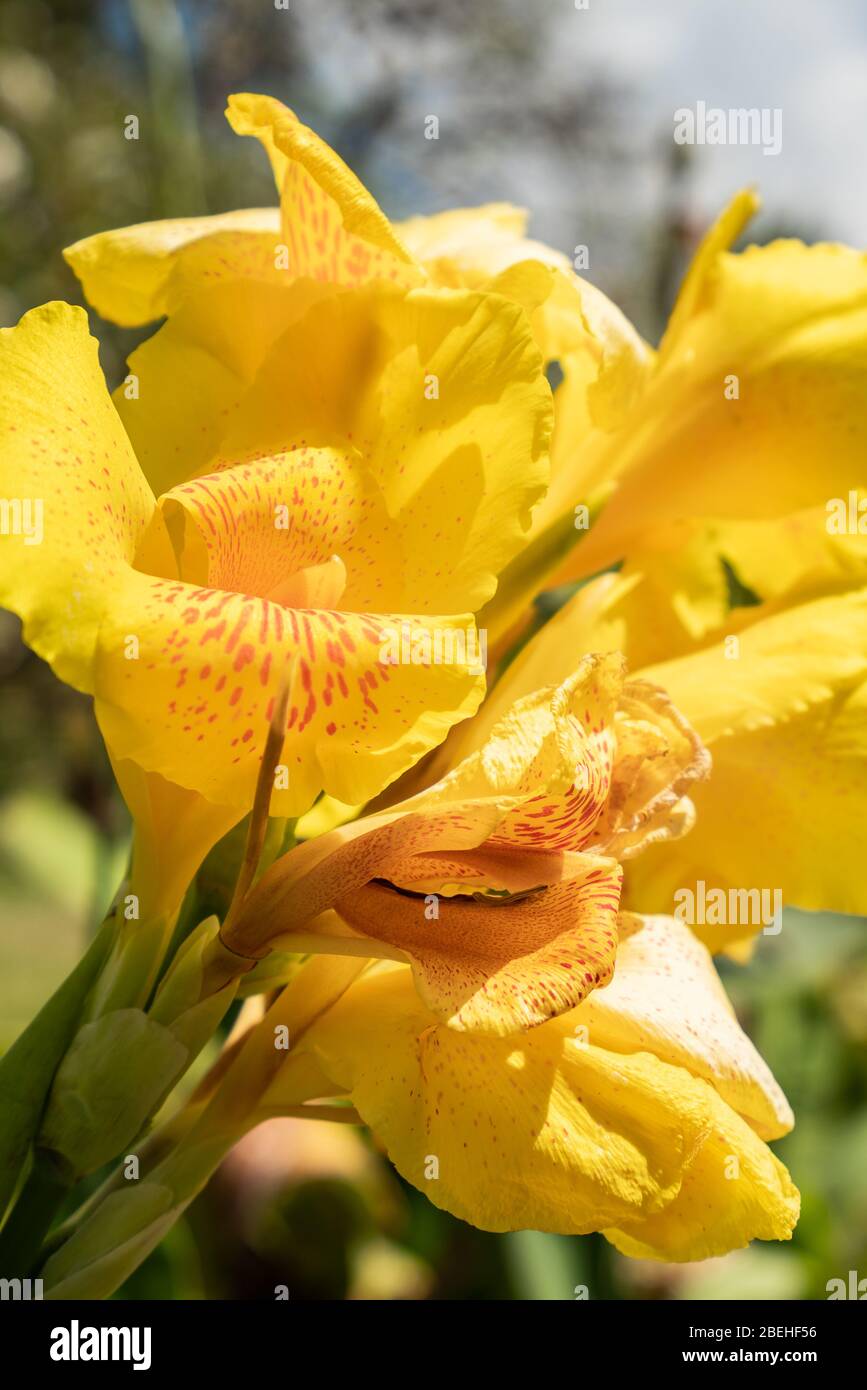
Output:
[2, 94, 866, 1293]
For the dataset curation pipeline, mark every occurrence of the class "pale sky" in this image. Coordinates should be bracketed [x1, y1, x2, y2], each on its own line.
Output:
[552, 0, 867, 245]
[288, 0, 866, 333]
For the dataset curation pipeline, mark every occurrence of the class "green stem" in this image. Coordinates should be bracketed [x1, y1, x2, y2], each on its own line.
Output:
[0, 1150, 71, 1276]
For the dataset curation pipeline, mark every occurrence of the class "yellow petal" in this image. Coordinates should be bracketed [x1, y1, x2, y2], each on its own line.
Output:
[211, 281, 552, 614]
[0, 300, 487, 818]
[64, 92, 423, 328]
[625, 588, 867, 933]
[529, 274, 653, 534]
[0, 303, 154, 688]
[227, 93, 421, 286]
[94, 274, 553, 815]
[294, 793, 362, 840]
[593, 508, 867, 672]
[604, 1086, 798, 1262]
[412, 636, 708, 861]
[93, 581, 484, 818]
[305, 964, 712, 1233]
[579, 914, 792, 1139]
[452, 261, 650, 643]
[698, 508, 867, 619]
[302, 962, 797, 1250]
[398, 204, 569, 352]
[659, 187, 760, 349]
[397, 204, 536, 281]
[399, 202, 651, 379]
[592, 680, 710, 860]
[115, 279, 329, 497]
[555, 227, 867, 585]
[406, 654, 625, 852]
[64, 208, 283, 327]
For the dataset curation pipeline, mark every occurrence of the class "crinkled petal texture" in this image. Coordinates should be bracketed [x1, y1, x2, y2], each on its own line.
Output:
[389, 638, 710, 842]
[63, 93, 646, 624]
[202, 281, 552, 613]
[299, 914, 797, 1257]
[486, 564, 867, 934]
[234, 655, 628, 1033]
[398, 201, 650, 380]
[64, 89, 645, 400]
[233, 654, 708, 1034]
[0, 282, 550, 818]
[118, 275, 552, 589]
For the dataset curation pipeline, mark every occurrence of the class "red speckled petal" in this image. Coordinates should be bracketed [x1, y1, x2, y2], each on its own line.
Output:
[227, 93, 422, 288]
[335, 864, 622, 1034]
[153, 450, 402, 607]
[405, 653, 625, 853]
[0, 303, 154, 689]
[94, 572, 484, 816]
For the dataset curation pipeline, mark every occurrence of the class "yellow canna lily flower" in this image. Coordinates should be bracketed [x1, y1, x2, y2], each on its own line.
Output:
[30, 913, 797, 1291]
[63, 93, 647, 535]
[449, 566, 867, 945]
[287, 912, 797, 1260]
[502, 189, 867, 623]
[0, 272, 551, 909]
[223, 651, 709, 1036]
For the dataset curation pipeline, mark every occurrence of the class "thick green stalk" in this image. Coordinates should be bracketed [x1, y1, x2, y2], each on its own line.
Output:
[39, 955, 368, 1298]
[0, 918, 117, 1221]
[0, 1149, 71, 1276]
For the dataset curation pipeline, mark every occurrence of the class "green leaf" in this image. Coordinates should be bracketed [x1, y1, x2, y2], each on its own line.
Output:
[0, 918, 116, 1221]
[38, 1009, 188, 1178]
